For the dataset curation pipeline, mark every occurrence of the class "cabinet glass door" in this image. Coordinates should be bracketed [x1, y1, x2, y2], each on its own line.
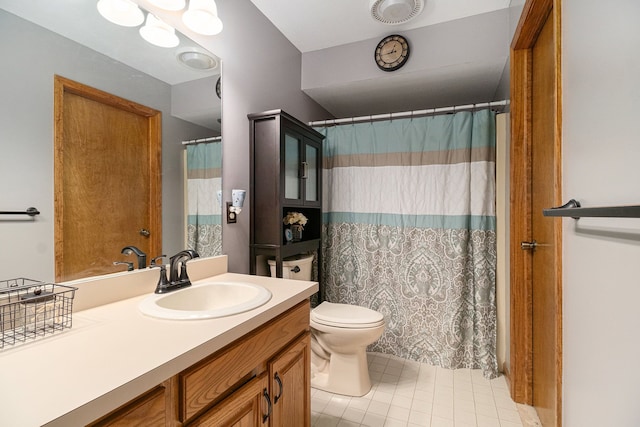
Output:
[304, 144, 319, 203]
[284, 133, 301, 200]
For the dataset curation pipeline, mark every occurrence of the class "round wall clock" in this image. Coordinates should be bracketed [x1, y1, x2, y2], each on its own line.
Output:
[374, 34, 410, 72]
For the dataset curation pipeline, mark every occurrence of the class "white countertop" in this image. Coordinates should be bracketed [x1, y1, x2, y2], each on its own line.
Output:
[0, 270, 317, 427]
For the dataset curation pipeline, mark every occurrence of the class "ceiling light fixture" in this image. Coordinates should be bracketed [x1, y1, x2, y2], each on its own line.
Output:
[146, 0, 186, 11]
[370, 0, 424, 25]
[177, 49, 218, 70]
[97, 0, 144, 27]
[182, 0, 223, 36]
[139, 13, 180, 48]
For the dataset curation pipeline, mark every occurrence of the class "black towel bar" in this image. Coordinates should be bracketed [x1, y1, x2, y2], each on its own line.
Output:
[0, 207, 40, 216]
[543, 199, 640, 218]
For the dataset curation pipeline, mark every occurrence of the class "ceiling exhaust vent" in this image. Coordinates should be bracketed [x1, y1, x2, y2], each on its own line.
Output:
[370, 0, 424, 25]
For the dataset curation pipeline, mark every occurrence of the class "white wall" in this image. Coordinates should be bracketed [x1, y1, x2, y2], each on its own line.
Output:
[210, 0, 332, 273]
[302, 10, 510, 117]
[562, 1, 640, 426]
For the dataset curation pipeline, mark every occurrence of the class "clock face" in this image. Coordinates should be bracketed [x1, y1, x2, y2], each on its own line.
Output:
[375, 34, 410, 72]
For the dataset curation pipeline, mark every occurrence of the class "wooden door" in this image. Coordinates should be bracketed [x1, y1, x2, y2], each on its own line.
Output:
[530, 12, 561, 426]
[54, 76, 161, 281]
[269, 333, 311, 427]
[510, 0, 562, 426]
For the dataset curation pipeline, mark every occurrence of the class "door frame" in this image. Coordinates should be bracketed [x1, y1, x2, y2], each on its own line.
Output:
[53, 75, 162, 280]
[509, 0, 563, 415]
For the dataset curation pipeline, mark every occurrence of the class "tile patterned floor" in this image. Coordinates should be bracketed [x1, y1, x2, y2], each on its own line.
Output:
[311, 352, 536, 427]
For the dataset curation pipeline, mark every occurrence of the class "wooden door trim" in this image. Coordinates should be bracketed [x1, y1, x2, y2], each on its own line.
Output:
[509, 0, 563, 421]
[53, 75, 162, 280]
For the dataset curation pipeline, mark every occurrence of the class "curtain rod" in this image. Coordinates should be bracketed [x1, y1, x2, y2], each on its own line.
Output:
[181, 136, 222, 146]
[309, 100, 509, 127]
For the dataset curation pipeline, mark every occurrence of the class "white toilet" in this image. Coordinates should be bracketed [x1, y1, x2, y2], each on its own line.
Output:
[310, 301, 385, 396]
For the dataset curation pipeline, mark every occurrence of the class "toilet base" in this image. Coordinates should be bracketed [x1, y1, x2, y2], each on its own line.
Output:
[311, 350, 372, 397]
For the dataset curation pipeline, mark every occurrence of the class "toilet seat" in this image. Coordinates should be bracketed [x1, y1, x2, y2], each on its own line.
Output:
[311, 302, 384, 329]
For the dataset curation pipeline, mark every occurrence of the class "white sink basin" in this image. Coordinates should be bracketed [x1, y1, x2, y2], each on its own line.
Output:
[139, 281, 272, 320]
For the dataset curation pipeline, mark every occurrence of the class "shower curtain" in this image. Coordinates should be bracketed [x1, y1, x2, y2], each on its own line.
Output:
[186, 141, 222, 257]
[316, 109, 498, 378]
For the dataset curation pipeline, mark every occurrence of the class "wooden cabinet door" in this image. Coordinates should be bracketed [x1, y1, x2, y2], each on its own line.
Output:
[268, 333, 311, 427]
[190, 374, 270, 427]
[283, 128, 304, 206]
[282, 127, 322, 208]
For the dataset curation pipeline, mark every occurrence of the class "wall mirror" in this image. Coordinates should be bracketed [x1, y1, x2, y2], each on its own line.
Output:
[0, 0, 222, 282]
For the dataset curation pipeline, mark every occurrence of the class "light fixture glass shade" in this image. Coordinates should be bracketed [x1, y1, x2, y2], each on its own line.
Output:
[182, 0, 223, 36]
[147, 0, 186, 11]
[139, 13, 180, 48]
[97, 0, 144, 27]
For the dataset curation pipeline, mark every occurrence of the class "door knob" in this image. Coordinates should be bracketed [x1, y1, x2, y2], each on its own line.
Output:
[139, 229, 150, 237]
[521, 240, 538, 250]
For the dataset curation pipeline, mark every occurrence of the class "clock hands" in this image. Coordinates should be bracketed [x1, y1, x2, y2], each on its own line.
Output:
[380, 40, 403, 62]
[375, 35, 409, 71]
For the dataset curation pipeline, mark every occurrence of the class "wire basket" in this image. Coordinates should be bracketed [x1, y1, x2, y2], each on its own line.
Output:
[0, 278, 77, 349]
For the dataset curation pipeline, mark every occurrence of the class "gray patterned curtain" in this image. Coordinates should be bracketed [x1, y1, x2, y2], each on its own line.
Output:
[316, 109, 498, 378]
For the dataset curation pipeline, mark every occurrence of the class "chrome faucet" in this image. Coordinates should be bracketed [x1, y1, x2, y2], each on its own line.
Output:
[121, 246, 147, 269]
[153, 250, 199, 294]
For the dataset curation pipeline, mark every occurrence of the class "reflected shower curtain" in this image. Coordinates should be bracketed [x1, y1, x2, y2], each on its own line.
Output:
[186, 141, 222, 257]
[316, 109, 498, 378]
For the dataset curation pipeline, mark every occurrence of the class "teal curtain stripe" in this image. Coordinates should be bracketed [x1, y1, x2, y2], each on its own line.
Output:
[315, 109, 496, 157]
[322, 212, 496, 231]
[186, 142, 222, 171]
[187, 214, 221, 225]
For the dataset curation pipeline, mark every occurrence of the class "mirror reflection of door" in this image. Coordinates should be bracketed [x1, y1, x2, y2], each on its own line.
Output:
[54, 76, 162, 282]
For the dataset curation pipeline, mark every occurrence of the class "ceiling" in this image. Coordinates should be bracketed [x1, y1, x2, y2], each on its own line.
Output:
[249, 0, 513, 118]
[249, 0, 511, 53]
[1, 0, 513, 121]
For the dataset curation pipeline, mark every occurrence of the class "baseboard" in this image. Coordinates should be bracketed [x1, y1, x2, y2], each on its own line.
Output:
[502, 361, 511, 391]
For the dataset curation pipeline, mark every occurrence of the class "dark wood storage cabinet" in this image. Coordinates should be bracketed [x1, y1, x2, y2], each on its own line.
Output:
[249, 110, 324, 279]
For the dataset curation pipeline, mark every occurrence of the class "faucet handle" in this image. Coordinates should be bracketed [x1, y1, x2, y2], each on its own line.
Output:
[113, 261, 134, 271]
[150, 255, 167, 266]
[178, 261, 190, 282]
[150, 263, 170, 294]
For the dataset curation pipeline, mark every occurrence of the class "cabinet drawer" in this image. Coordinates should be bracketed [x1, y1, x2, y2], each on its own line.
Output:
[179, 300, 310, 422]
[87, 381, 171, 427]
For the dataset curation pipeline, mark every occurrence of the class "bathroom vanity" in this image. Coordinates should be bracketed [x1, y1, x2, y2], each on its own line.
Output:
[0, 256, 317, 426]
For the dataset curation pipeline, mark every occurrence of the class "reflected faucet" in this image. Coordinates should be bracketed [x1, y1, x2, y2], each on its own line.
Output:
[113, 261, 134, 271]
[121, 246, 147, 269]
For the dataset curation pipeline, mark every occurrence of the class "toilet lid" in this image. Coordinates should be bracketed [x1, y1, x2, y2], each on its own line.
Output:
[311, 302, 384, 328]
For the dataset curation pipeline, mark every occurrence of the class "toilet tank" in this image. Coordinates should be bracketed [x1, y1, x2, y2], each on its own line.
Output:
[268, 254, 314, 280]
